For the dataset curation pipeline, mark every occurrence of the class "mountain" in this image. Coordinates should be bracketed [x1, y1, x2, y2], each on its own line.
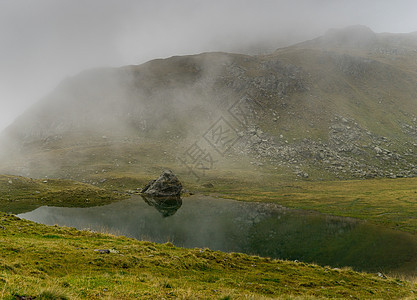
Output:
[2, 25, 417, 182]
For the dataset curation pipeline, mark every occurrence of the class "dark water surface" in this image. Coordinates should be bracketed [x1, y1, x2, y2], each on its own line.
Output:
[18, 195, 417, 276]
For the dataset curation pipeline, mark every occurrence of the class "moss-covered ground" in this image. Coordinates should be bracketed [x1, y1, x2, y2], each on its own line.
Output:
[1, 172, 417, 298]
[0, 212, 415, 299]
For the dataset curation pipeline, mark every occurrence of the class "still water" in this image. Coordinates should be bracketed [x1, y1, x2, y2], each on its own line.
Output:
[18, 195, 417, 275]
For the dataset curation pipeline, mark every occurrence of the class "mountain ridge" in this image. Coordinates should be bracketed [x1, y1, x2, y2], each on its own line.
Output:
[2, 26, 417, 181]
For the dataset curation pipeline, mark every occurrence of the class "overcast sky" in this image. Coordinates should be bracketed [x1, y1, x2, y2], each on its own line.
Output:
[1, 0, 417, 131]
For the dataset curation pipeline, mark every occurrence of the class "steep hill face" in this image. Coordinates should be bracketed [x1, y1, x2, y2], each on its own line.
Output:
[2, 26, 417, 181]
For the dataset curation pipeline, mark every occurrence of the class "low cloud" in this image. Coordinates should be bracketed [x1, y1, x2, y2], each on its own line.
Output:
[1, 0, 417, 131]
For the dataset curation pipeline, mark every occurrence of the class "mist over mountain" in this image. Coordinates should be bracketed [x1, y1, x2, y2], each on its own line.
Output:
[2, 26, 417, 181]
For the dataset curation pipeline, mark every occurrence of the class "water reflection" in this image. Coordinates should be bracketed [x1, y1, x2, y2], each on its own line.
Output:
[18, 195, 417, 276]
[141, 195, 182, 217]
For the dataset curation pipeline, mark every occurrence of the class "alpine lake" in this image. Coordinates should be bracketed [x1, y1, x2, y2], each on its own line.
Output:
[18, 195, 417, 277]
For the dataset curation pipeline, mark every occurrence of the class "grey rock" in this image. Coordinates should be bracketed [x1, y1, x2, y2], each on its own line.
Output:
[141, 170, 183, 197]
[94, 249, 110, 254]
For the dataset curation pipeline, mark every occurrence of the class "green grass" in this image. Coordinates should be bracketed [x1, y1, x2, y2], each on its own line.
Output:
[1, 172, 417, 298]
[0, 212, 415, 299]
[0, 175, 127, 214]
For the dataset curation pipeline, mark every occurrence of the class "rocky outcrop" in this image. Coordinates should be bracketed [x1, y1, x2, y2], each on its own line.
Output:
[141, 170, 183, 197]
[234, 114, 417, 180]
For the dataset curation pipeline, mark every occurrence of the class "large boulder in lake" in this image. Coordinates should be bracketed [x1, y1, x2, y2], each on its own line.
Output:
[141, 170, 182, 197]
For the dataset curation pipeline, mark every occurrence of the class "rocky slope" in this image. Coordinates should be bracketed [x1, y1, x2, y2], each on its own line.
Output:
[2, 25, 417, 181]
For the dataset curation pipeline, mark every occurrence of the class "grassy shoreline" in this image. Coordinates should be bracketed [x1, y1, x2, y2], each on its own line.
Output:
[0, 174, 128, 214]
[0, 212, 416, 299]
[1, 173, 417, 298]
[202, 176, 417, 235]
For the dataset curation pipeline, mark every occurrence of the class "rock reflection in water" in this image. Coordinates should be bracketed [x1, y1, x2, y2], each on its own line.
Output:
[140, 195, 182, 217]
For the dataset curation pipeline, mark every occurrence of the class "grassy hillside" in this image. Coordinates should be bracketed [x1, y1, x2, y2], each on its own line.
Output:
[2, 27, 417, 181]
[0, 212, 415, 299]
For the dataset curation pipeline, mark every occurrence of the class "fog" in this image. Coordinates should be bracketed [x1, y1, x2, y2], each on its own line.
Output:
[1, 0, 417, 132]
